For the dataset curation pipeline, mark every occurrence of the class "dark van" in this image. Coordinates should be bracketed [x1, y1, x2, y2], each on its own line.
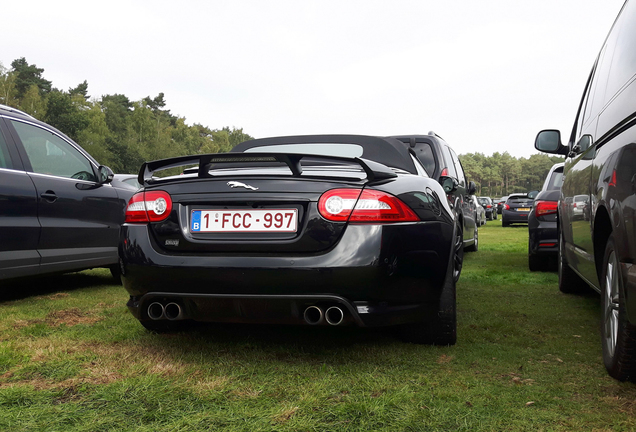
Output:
[535, 0, 636, 381]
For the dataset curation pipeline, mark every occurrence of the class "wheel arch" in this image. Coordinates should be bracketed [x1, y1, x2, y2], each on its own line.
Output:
[594, 205, 613, 281]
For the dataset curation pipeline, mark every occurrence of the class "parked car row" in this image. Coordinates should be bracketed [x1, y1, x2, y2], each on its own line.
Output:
[0, 112, 483, 346]
[4, 0, 633, 382]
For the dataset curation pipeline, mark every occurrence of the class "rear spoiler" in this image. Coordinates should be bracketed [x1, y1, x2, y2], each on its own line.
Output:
[138, 152, 397, 185]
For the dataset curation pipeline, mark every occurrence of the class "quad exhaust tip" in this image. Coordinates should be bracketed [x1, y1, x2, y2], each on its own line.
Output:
[148, 302, 165, 320]
[303, 306, 324, 325]
[303, 305, 346, 326]
[325, 306, 344, 326]
[164, 302, 183, 320]
[147, 301, 184, 321]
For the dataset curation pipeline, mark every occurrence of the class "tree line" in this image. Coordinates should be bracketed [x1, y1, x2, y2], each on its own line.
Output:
[0, 57, 253, 174]
[458, 151, 564, 198]
[1, 58, 562, 190]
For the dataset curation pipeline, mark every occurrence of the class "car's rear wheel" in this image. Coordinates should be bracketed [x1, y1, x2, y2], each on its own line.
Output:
[601, 235, 636, 381]
[528, 243, 547, 271]
[558, 226, 589, 293]
[502, 218, 510, 227]
[109, 264, 122, 285]
[452, 219, 464, 281]
[397, 239, 457, 345]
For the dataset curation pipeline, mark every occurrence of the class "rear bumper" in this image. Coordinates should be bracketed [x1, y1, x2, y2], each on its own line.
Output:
[528, 219, 558, 256]
[502, 209, 529, 224]
[120, 221, 453, 327]
[126, 292, 431, 327]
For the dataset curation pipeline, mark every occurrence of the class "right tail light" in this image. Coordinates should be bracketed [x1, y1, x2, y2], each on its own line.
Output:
[535, 200, 558, 217]
[318, 188, 419, 223]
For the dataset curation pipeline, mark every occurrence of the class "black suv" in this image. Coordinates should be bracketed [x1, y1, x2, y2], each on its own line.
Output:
[528, 163, 564, 271]
[390, 133, 478, 253]
[0, 105, 133, 281]
[535, 0, 636, 381]
[477, 197, 497, 221]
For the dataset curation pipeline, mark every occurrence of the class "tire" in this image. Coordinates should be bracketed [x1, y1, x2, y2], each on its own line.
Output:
[453, 219, 464, 281]
[493, 212, 497, 221]
[397, 240, 457, 345]
[466, 225, 478, 252]
[557, 226, 589, 294]
[528, 244, 547, 271]
[502, 218, 510, 227]
[109, 264, 122, 285]
[601, 235, 636, 381]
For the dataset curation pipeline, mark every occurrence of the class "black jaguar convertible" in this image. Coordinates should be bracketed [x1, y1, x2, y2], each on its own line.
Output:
[118, 135, 465, 344]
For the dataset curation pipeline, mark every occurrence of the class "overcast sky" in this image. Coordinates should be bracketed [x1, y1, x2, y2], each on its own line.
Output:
[2, 0, 626, 157]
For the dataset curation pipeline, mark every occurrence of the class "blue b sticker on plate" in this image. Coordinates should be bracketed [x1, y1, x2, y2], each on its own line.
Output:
[191, 210, 202, 232]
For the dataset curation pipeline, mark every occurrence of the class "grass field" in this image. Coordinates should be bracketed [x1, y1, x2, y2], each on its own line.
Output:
[1, 220, 636, 431]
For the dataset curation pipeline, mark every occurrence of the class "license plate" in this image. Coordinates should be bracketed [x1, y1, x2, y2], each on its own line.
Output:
[190, 209, 298, 233]
[516, 208, 531, 212]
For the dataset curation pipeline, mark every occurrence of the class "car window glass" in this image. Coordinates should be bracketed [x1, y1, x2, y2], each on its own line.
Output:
[440, 145, 457, 179]
[547, 169, 564, 190]
[245, 143, 364, 158]
[10, 120, 96, 181]
[413, 142, 436, 176]
[448, 148, 466, 186]
[582, 47, 607, 130]
[0, 128, 14, 169]
[605, 0, 636, 102]
[583, 6, 626, 129]
[410, 154, 429, 177]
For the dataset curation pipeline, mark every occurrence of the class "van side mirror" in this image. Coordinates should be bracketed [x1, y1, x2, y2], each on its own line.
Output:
[439, 176, 458, 193]
[535, 130, 568, 155]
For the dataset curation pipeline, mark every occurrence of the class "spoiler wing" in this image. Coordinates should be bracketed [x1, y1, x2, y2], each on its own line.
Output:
[138, 152, 397, 185]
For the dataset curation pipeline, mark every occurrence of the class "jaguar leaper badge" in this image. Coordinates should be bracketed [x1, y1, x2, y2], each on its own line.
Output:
[227, 181, 258, 191]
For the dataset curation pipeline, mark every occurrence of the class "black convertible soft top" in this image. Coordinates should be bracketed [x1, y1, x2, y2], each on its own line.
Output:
[231, 134, 417, 174]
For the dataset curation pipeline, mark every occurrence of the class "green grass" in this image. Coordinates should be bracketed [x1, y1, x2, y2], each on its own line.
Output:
[1, 220, 635, 431]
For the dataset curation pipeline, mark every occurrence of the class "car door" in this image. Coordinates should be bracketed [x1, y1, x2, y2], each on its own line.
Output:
[562, 24, 619, 286]
[5, 118, 123, 274]
[447, 147, 476, 242]
[0, 118, 40, 279]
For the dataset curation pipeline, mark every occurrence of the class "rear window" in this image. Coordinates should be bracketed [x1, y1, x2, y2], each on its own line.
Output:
[412, 142, 436, 176]
[478, 197, 491, 205]
[245, 143, 363, 158]
[507, 195, 530, 203]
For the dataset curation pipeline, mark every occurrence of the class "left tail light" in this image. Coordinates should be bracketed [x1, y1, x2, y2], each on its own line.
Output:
[125, 191, 173, 223]
[504, 204, 510, 210]
[535, 200, 558, 217]
[318, 188, 419, 223]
